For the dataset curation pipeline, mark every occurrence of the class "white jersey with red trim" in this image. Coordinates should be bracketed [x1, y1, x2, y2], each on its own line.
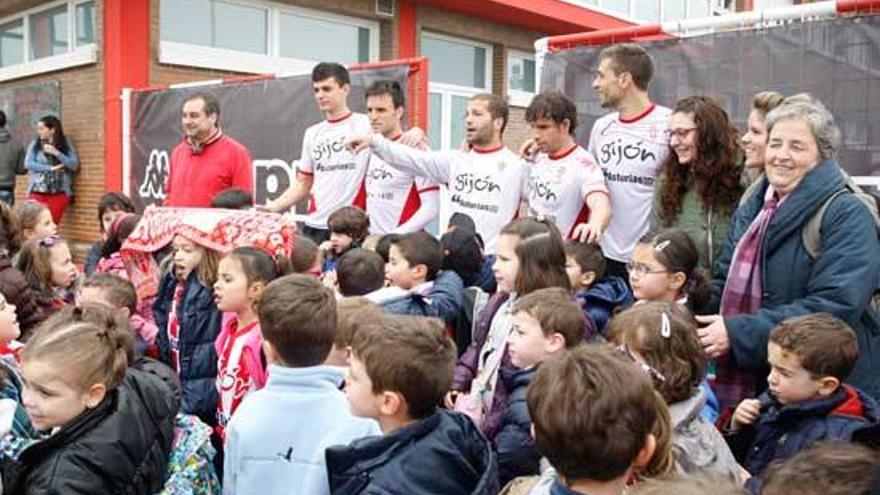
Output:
[587, 104, 671, 262]
[366, 139, 439, 234]
[526, 145, 608, 240]
[371, 135, 527, 253]
[298, 112, 372, 229]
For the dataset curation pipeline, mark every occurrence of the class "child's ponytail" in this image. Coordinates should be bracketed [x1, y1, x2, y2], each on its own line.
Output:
[23, 304, 134, 391]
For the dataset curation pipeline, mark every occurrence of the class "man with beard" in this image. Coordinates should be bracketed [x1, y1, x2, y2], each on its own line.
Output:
[363, 80, 439, 235]
[587, 43, 670, 279]
[520, 91, 611, 244]
[165, 92, 253, 207]
[346, 93, 526, 254]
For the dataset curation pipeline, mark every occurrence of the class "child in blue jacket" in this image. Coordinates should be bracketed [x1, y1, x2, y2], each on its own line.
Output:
[327, 315, 496, 495]
[727, 313, 879, 494]
[153, 234, 222, 427]
[564, 241, 632, 336]
[366, 232, 463, 325]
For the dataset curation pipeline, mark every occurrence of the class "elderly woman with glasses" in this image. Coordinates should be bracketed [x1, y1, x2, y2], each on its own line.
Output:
[651, 96, 744, 272]
[697, 96, 880, 409]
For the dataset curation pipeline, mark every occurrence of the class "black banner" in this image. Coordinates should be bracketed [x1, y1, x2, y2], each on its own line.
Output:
[129, 65, 409, 210]
[542, 15, 880, 178]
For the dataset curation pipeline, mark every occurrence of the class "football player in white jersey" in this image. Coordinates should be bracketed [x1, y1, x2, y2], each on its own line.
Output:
[265, 62, 369, 243]
[587, 43, 671, 281]
[346, 93, 527, 255]
[363, 81, 439, 235]
[519, 91, 611, 244]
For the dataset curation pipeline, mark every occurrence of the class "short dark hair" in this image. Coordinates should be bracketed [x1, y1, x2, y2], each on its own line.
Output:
[336, 248, 385, 297]
[440, 227, 483, 285]
[365, 80, 405, 109]
[289, 235, 319, 274]
[335, 297, 382, 349]
[564, 241, 605, 280]
[185, 92, 220, 117]
[352, 315, 456, 420]
[225, 246, 280, 286]
[100, 213, 140, 259]
[375, 233, 401, 263]
[762, 442, 880, 495]
[527, 346, 656, 482]
[512, 287, 585, 348]
[97, 192, 137, 232]
[312, 62, 350, 87]
[257, 274, 336, 367]
[211, 188, 253, 209]
[598, 43, 654, 91]
[328, 206, 369, 241]
[392, 232, 443, 281]
[0, 110, 7, 128]
[471, 93, 509, 136]
[525, 91, 578, 135]
[769, 314, 858, 382]
[83, 274, 138, 314]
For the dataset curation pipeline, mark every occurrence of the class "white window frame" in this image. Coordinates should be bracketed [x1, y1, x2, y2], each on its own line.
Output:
[507, 49, 536, 108]
[0, 0, 97, 82]
[159, 0, 380, 75]
[422, 32, 493, 230]
[423, 31, 492, 94]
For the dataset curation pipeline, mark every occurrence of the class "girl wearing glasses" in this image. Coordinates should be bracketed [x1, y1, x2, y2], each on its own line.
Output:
[628, 228, 711, 315]
[652, 96, 743, 271]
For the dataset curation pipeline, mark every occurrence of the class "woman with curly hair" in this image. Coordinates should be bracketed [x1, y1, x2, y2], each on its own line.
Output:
[651, 96, 743, 271]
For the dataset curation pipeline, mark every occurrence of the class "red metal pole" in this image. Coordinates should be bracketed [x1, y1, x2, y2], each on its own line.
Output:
[104, 0, 150, 192]
[547, 24, 666, 52]
[837, 0, 880, 13]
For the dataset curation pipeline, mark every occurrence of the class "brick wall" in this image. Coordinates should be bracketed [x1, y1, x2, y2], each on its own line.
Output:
[0, 0, 105, 259]
[0, 0, 550, 260]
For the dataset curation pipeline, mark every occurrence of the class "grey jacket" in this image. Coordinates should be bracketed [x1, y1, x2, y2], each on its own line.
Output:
[0, 129, 25, 189]
[670, 388, 742, 483]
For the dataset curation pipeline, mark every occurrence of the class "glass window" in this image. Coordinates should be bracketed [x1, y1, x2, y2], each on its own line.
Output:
[279, 12, 369, 63]
[450, 95, 470, 148]
[160, 0, 212, 46]
[76, 1, 95, 45]
[428, 92, 442, 150]
[213, 1, 267, 54]
[30, 5, 68, 60]
[422, 35, 487, 88]
[0, 20, 23, 67]
[160, 0, 267, 54]
[508, 55, 536, 93]
[663, 0, 687, 21]
[687, 0, 711, 18]
[601, 0, 631, 16]
[641, 1, 660, 23]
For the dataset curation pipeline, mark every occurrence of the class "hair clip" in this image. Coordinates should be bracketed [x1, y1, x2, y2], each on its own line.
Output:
[660, 312, 671, 339]
[653, 239, 671, 252]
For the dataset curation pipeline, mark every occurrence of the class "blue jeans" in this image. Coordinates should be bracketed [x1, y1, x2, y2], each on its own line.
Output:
[0, 189, 13, 206]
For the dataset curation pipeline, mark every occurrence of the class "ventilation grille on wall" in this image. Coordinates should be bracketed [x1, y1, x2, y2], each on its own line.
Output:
[376, 0, 395, 17]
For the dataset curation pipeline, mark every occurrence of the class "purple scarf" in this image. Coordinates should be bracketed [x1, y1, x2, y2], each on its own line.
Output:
[713, 190, 780, 410]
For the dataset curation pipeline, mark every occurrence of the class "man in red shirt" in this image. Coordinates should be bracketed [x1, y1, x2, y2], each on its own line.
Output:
[164, 92, 253, 207]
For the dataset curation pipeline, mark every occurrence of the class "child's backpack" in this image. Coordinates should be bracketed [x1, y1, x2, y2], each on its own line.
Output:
[159, 414, 221, 495]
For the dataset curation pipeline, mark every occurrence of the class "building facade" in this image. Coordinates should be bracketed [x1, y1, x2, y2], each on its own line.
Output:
[0, 0, 735, 254]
